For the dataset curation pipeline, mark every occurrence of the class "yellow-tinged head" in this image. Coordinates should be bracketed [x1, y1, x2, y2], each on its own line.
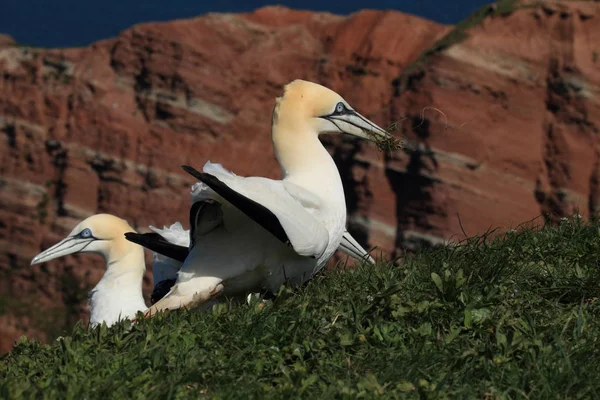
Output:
[31, 214, 139, 265]
[272, 79, 393, 144]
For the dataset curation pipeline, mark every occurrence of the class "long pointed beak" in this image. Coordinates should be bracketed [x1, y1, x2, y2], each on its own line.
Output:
[324, 111, 391, 142]
[31, 236, 94, 265]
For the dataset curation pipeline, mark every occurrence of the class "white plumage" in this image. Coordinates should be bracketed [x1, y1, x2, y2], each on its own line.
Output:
[30, 214, 147, 327]
[130, 79, 391, 315]
[149, 222, 188, 284]
[30, 79, 387, 325]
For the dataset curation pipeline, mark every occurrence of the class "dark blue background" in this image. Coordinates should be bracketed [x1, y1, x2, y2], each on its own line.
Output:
[2, 0, 491, 48]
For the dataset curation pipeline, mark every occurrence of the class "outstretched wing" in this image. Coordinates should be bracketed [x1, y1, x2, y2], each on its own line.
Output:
[182, 163, 330, 258]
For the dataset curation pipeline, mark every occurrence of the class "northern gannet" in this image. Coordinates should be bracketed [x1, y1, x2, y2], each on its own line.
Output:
[30, 214, 146, 327]
[29, 214, 374, 326]
[126, 79, 393, 315]
[144, 222, 375, 303]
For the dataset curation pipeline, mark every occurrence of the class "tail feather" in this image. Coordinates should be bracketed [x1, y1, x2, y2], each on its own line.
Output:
[339, 231, 375, 265]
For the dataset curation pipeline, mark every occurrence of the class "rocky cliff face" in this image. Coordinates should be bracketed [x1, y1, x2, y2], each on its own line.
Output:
[385, 0, 600, 255]
[1, 0, 598, 352]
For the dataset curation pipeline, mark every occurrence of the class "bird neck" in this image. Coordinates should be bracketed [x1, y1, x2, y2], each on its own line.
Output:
[89, 239, 147, 326]
[104, 248, 145, 279]
[271, 118, 348, 259]
[272, 121, 345, 203]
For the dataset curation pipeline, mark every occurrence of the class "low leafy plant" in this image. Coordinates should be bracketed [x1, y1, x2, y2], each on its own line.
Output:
[1, 216, 600, 398]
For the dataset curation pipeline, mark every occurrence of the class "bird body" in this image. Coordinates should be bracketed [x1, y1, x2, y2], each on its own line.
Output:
[129, 79, 392, 315]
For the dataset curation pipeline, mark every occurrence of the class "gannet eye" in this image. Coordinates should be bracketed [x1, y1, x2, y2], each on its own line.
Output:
[79, 228, 92, 238]
[335, 102, 345, 114]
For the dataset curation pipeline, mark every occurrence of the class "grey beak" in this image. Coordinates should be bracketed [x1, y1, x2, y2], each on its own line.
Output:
[31, 236, 94, 265]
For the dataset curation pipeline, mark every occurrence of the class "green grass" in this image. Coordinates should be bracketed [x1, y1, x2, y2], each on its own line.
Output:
[2, 216, 600, 399]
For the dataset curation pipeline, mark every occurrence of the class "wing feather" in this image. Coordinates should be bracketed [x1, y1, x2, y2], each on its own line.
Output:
[182, 163, 329, 258]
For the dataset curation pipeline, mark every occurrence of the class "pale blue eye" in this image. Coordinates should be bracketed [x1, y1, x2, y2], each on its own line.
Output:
[80, 228, 92, 238]
[335, 102, 344, 114]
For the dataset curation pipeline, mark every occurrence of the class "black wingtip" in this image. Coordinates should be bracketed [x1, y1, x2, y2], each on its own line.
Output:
[124, 232, 157, 249]
[181, 165, 203, 180]
[124, 232, 143, 243]
[124, 232, 189, 263]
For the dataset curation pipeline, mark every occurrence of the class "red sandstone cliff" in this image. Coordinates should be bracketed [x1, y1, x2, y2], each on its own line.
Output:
[0, 0, 598, 352]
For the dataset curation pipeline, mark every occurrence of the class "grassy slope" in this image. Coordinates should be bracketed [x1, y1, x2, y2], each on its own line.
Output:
[1, 217, 600, 399]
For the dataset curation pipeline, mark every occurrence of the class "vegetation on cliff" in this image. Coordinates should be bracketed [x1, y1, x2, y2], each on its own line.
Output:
[1, 216, 599, 399]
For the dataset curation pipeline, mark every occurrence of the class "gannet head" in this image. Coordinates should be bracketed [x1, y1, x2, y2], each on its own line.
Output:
[273, 79, 391, 142]
[31, 214, 137, 265]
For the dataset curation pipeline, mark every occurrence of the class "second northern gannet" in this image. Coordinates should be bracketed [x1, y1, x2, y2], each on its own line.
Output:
[127, 79, 393, 315]
[31, 214, 146, 327]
